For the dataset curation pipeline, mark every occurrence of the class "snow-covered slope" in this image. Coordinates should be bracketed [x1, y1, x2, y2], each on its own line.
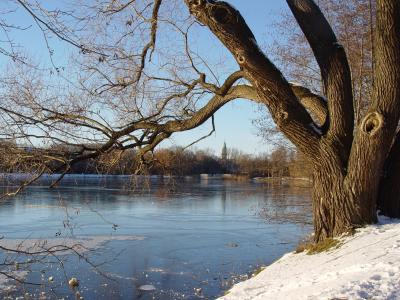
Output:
[219, 217, 400, 300]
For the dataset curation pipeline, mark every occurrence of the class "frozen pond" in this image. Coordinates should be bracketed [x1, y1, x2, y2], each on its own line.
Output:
[0, 176, 312, 299]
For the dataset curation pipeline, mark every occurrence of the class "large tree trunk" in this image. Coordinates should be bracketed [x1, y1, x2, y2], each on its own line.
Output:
[312, 140, 378, 242]
[313, 166, 354, 242]
[312, 173, 378, 242]
[378, 132, 400, 217]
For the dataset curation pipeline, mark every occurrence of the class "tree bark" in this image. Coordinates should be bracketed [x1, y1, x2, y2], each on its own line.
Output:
[312, 140, 379, 242]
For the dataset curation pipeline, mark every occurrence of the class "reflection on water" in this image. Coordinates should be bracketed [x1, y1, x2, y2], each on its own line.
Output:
[0, 176, 312, 299]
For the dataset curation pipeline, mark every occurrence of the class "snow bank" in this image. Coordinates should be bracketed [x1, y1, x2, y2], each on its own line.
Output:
[219, 216, 400, 300]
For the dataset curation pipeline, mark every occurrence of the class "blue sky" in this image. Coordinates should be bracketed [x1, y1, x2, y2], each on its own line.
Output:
[2, 0, 290, 155]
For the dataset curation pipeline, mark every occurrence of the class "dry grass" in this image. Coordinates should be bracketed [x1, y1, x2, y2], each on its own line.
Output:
[296, 237, 342, 255]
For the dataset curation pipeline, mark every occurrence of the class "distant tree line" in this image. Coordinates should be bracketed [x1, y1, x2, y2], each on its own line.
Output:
[0, 139, 312, 179]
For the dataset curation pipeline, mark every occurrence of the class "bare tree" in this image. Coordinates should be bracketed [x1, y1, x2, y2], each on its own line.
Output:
[0, 0, 398, 242]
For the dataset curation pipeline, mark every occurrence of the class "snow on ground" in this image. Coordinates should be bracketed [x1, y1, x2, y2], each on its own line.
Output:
[219, 216, 400, 300]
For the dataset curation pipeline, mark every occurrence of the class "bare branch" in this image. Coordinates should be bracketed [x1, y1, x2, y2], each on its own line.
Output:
[133, 0, 163, 83]
[16, 0, 105, 56]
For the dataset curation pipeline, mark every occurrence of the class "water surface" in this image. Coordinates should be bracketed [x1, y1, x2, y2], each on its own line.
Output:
[0, 176, 312, 299]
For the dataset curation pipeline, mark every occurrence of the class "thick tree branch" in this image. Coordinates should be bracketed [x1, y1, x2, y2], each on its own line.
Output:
[290, 83, 327, 126]
[286, 0, 354, 165]
[162, 85, 258, 132]
[348, 0, 400, 177]
[185, 0, 321, 159]
[344, 0, 400, 223]
[370, 0, 400, 116]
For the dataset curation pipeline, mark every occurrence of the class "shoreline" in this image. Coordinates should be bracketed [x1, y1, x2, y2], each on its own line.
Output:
[218, 216, 400, 300]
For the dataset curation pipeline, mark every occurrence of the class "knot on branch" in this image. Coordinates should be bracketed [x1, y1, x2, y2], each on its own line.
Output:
[189, 1, 238, 26]
[209, 4, 233, 24]
[361, 111, 384, 136]
[277, 111, 289, 124]
[236, 54, 246, 65]
[188, 0, 207, 17]
[234, 49, 249, 66]
[190, 0, 205, 7]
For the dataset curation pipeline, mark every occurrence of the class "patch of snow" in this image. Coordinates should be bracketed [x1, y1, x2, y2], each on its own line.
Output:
[219, 216, 400, 300]
[139, 284, 156, 291]
[0, 235, 145, 254]
[147, 267, 166, 273]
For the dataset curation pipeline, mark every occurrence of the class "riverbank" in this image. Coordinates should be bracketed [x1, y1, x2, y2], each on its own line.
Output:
[219, 216, 400, 300]
[253, 176, 312, 187]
